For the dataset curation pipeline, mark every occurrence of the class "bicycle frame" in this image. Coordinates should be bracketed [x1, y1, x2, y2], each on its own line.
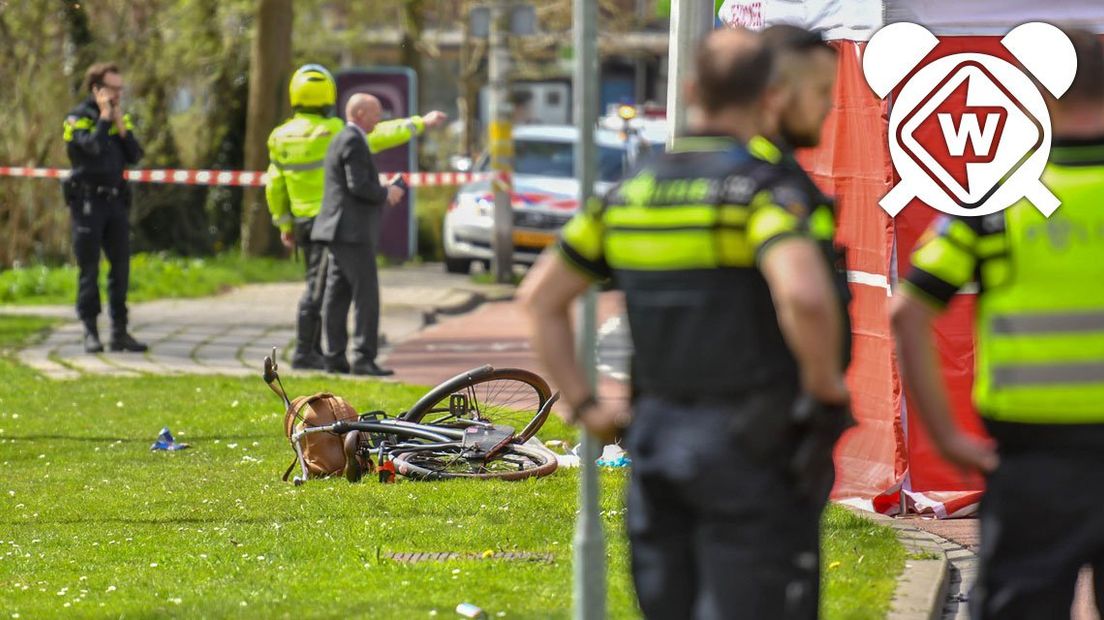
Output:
[288, 418, 463, 483]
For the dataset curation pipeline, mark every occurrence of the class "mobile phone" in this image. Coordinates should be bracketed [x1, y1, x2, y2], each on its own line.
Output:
[390, 176, 409, 192]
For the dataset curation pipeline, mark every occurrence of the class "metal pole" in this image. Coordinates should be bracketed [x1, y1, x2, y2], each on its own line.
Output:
[573, 0, 604, 618]
[666, 0, 715, 148]
[488, 0, 514, 283]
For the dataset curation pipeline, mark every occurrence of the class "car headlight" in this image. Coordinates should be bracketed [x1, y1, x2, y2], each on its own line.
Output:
[453, 193, 494, 218]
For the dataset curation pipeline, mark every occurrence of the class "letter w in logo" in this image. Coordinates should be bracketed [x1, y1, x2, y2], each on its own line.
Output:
[923, 80, 1009, 194]
[938, 112, 1005, 157]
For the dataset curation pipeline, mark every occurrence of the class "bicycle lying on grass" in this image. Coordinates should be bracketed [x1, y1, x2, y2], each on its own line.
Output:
[262, 349, 560, 485]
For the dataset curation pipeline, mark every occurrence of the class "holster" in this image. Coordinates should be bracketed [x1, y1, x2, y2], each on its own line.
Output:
[789, 394, 856, 502]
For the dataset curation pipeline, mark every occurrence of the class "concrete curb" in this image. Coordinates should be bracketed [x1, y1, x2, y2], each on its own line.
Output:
[843, 507, 951, 620]
[419, 286, 515, 326]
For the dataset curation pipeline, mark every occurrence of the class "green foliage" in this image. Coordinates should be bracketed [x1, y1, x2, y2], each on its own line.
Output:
[415, 185, 456, 262]
[0, 253, 302, 305]
[657, 0, 726, 18]
[0, 1, 256, 266]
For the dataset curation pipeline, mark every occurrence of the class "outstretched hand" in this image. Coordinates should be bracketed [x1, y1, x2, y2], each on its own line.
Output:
[423, 110, 448, 129]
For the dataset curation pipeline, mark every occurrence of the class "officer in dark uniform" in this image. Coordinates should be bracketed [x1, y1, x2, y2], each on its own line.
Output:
[521, 28, 850, 619]
[892, 29, 1104, 620]
[63, 62, 147, 353]
[759, 25, 853, 375]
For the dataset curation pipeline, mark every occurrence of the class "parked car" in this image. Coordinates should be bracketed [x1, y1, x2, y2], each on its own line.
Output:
[442, 121, 665, 273]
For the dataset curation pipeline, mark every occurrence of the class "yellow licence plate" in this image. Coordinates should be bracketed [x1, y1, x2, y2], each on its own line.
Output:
[513, 230, 556, 248]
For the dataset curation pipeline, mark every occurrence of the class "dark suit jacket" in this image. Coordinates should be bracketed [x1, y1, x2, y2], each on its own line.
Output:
[311, 124, 388, 246]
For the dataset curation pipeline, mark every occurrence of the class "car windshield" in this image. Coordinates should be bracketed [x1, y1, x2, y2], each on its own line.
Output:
[513, 139, 635, 182]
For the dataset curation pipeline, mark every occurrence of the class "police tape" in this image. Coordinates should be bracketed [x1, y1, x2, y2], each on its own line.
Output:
[0, 166, 507, 188]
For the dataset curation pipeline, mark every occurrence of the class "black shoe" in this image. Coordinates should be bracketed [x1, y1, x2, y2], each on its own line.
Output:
[109, 332, 149, 353]
[84, 331, 104, 354]
[325, 361, 351, 375]
[291, 353, 327, 371]
[351, 361, 395, 377]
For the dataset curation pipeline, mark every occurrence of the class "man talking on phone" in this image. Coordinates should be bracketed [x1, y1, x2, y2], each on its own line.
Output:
[62, 62, 147, 354]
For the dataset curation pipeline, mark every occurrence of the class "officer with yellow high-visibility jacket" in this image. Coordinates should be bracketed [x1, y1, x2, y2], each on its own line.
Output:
[521, 29, 850, 618]
[266, 64, 446, 369]
[892, 28, 1104, 620]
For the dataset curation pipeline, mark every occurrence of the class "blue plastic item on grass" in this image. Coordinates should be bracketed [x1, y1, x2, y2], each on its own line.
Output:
[596, 443, 631, 468]
[150, 427, 191, 451]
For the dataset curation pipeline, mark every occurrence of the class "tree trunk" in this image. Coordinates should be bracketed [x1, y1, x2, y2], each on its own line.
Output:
[399, 0, 426, 102]
[241, 0, 293, 257]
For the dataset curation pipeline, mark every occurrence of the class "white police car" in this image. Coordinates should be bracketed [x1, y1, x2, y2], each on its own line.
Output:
[442, 117, 665, 273]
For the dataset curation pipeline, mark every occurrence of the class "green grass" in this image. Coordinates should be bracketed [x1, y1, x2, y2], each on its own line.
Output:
[822, 507, 908, 619]
[0, 253, 303, 305]
[0, 316, 904, 619]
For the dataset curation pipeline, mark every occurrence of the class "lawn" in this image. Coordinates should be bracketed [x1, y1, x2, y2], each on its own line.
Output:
[0, 316, 903, 618]
[0, 253, 303, 305]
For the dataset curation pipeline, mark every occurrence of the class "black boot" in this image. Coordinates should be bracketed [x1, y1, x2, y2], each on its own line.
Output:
[292, 312, 326, 370]
[109, 330, 148, 353]
[81, 317, 103, 353]
[83, 326, 104, 354]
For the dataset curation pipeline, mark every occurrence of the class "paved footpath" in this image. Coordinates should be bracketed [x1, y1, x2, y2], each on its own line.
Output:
[0, 264, 512, 381]
[905, 516, 1099, 620]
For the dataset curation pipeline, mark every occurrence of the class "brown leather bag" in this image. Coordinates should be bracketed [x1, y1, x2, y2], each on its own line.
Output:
[282, 392, 358, 480]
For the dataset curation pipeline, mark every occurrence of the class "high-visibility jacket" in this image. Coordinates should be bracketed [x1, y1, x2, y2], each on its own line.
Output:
[904, 138, 1104, 424]
[62, 98, 143, 187]
[265, 113, 425, 232]
[557, 134, 845, 398]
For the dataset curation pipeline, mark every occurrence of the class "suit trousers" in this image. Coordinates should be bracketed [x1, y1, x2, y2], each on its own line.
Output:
[623, 392, 826, 620]
[321, 242, 380, 366]
[68, 189, 131, 330]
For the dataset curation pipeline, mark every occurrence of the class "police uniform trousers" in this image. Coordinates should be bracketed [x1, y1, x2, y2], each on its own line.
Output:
[971, 420, 1104, 620]
[68, 185, 131, 330]
[292, 217, 326, 363]
[321, 241, 380, 366]
[623, 390, 827, 620]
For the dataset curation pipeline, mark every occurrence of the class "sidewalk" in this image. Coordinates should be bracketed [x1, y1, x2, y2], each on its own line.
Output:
[0, 263, 512, 380]
[904, 516, 1100, 620]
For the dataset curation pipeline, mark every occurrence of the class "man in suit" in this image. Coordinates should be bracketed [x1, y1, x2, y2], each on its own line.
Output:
[311, 94, 404, 376]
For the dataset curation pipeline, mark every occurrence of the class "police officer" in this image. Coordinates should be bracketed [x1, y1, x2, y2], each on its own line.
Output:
[892, 28, 1104, 620]
[63, 62, 147, 353]
[759, 25, 852, 375]
[265, 64, 446, 370]
[521, 28, 849, 619]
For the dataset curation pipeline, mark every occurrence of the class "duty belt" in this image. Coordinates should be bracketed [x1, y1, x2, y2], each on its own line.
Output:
[69, 180, 124, 198]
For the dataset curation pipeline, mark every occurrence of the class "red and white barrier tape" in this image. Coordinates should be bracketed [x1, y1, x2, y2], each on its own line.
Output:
[0, 166, 505, 188]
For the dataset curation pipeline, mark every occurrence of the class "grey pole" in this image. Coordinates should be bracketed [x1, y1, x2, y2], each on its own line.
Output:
[573, 0, 604, 618]
[488, 0, 515, 283]
[667, 0, 715, 147]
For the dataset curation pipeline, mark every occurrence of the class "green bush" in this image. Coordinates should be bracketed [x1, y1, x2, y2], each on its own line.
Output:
[415, 185, 456, 262]
[0, 253, 302, 305]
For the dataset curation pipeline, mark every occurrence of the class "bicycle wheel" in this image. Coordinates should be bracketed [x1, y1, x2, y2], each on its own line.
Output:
[401, 368, 553, 442]
[392, 443, 558, 481]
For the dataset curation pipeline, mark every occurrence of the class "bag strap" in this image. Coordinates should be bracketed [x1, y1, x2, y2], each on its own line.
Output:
[282, 456, 298, 482]
[282, 391, 338, 481]
[283, 391, 336, 438]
